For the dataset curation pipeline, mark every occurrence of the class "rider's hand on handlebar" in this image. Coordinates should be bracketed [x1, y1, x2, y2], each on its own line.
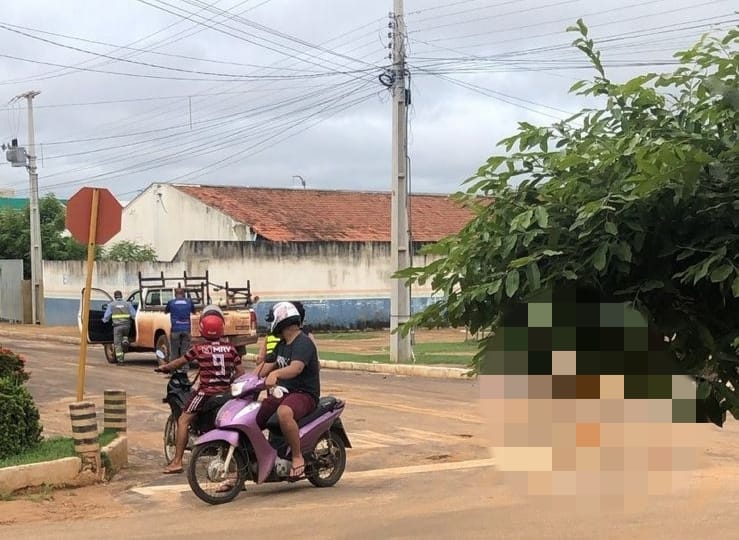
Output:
[265, 371, 279, 388]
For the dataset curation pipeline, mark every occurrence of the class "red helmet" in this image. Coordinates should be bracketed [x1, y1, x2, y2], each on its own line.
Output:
[199, 306, 225, 341]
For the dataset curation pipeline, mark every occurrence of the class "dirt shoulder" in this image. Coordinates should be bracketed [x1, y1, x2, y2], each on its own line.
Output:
[0, 324, 476, 354]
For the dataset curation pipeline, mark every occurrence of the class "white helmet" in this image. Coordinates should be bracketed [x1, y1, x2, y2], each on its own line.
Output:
[270, 301, 301, 335]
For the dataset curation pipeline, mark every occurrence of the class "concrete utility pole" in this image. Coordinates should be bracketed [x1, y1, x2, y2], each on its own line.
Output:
[16, 91, 44, 325]
[389, 0, 412, 364]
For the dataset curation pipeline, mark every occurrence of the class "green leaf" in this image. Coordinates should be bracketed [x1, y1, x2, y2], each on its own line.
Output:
[510, 209, 534, 232]
[696, 380, 712, 400]
[505, 270, 520, 298]
[563, 270, 578, 280]
[710, 264, 733, 283]
[542, 250, 563, 257]
[534, 206, 549, 228]
[569, 80, 588, 93]
[605, 221, 618, 235]
[528, 262, 541, 291]
[732, 276, 739, 298]
[614, 241, 633, 263]
[510, 256, 535, 269]
[640, 280, 664, 292]
[487, 279, 502, 296]
[593, 243, 608, 271]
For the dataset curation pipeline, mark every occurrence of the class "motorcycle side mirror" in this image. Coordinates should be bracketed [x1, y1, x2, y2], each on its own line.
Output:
[156, 350, 167, 360]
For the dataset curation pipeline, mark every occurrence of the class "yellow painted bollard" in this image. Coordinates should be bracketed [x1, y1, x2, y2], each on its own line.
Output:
[69, 401, 101, 475]
[103, 389, 127, 433]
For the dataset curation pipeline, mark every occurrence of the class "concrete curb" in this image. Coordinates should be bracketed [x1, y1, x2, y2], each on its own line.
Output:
[0, 457, 81, 493]
[101, 435, 128, 476]
[0, 435, 128, 493]
[0, 331, 81, 346]
[0, 331, 475, 380]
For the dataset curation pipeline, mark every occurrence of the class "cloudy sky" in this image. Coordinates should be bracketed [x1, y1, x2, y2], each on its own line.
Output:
[0, 0, 735, 203]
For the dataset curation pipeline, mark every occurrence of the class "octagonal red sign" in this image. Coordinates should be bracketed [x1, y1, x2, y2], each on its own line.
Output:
[65, 187, 122, 245]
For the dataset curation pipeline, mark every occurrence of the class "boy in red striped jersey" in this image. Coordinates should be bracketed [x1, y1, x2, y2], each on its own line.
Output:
[158, 305, 245, 474]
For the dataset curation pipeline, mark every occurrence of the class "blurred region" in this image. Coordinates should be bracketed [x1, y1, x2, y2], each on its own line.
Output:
[479, 286, 714, 513]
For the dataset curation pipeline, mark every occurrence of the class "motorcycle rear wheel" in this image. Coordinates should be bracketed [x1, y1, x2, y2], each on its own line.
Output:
[163, 415, 177, 465]
[308, 432, 346, 488]
[187, 441, 247, 505]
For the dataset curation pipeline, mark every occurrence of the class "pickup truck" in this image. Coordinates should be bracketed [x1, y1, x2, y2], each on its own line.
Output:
[78, 271, 259, 364]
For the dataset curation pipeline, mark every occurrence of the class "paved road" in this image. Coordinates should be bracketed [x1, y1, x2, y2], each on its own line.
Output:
[4, 338, 739, 539]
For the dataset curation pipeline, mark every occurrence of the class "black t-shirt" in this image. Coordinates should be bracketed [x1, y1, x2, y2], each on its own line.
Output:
[269, 332, 320, 401]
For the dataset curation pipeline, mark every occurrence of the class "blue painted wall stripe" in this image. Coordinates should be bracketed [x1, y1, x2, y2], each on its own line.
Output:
[44, 296, 441, 331]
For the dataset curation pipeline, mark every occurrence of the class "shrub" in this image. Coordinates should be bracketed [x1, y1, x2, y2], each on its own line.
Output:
[0, 347, 30, 383]
[0, 377, 43, 459]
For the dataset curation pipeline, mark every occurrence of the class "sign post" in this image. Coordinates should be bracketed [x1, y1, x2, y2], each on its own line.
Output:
[76, 189, 100, 401]
[65, 187, 122, 401]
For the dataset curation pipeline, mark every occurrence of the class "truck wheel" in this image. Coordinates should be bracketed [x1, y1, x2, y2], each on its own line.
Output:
[104, 344, 116, 364]
[156, 333, 170, 360]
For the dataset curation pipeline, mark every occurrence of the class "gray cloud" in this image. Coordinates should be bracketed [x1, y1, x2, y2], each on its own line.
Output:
[0, 0, 733, 201]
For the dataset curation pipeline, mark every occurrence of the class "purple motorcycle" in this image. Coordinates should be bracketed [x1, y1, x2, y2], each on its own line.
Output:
[185, 372, 351, 505]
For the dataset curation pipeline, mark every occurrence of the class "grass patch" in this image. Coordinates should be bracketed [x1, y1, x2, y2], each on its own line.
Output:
[413, 341, 479, 353]
[100, 428, 119, 447]
[319, 331, 380, 341]
[319, 349, 471, 366]
[0, 437, 75, 468]
[0, 429, 119, 469]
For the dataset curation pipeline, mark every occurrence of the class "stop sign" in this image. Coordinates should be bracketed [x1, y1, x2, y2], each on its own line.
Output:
[65, 187, 122, 245]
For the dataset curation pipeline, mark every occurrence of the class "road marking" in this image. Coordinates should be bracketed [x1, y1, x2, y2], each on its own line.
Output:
[344, 458, 496, 480]
[347, 397, 482, 424]
[347, 428, 478, 450]
[129, 458, 497, 496]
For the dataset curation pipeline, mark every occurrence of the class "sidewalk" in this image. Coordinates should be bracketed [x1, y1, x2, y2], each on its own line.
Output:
[0, 324, 472, 380]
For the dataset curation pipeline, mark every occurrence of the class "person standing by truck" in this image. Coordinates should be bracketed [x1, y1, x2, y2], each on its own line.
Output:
[102, 290, 137, 365]
[165, 287, 196, 365]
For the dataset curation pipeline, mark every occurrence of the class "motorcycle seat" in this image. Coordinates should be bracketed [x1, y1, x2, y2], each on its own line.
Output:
[266, 395, 341, 430]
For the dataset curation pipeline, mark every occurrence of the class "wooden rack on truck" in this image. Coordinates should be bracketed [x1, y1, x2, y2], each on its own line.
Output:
[210, 280, 255, 308]
[137, 270, 211, 306]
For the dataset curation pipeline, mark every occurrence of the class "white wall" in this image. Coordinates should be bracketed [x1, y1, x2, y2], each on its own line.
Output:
[44, 242, 438, 301]
[42, 242, 443, 328]
[106, 183, 256, 261]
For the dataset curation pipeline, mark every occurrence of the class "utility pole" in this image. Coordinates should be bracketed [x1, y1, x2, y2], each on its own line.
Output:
[8, 91, 44, 324]
[389, 0, 412, 363]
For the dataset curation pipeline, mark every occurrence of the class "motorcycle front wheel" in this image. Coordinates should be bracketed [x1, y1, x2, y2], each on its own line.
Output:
[187, 441, 247, 505]
[163, 415, 177, 465]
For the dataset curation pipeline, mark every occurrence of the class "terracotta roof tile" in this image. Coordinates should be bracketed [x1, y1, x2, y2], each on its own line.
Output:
[174, 185, 478, 242]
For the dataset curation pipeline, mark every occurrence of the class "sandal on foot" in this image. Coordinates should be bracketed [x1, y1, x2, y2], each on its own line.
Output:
[216, 480, 236, 493]
[162, 467, 183, 474]
[288, 464, 306, 482]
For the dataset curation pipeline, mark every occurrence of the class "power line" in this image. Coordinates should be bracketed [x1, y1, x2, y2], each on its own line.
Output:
[0, 0, 248, 85]
[133, 0, 382, 77]
[406, 0, 484, 17]
[411, 0, 581, 33]
[418, 0, 675, 43]
[10, 83, 380, 195]
[0, 20, 329, 73]
[0, 23, 379, 81]
[25, 15, 385, 145]
[2, 77, 375, 191]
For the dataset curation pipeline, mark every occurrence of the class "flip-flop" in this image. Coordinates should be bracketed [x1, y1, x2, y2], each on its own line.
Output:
[162, 467, 183, 474]
[287, 463, 306, 482]
[216, 481, 236, 493]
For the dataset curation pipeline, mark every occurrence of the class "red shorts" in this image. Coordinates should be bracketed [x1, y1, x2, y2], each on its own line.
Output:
[256, 392, 317, 430]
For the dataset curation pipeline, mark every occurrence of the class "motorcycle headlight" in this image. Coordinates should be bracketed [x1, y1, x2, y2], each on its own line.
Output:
[231, 381, 246, 397]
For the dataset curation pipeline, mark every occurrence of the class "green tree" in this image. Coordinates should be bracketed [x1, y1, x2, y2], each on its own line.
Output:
[0, 194, 94, 277]
[398, 22, 739, 425]
[102, 240, 157, 262]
